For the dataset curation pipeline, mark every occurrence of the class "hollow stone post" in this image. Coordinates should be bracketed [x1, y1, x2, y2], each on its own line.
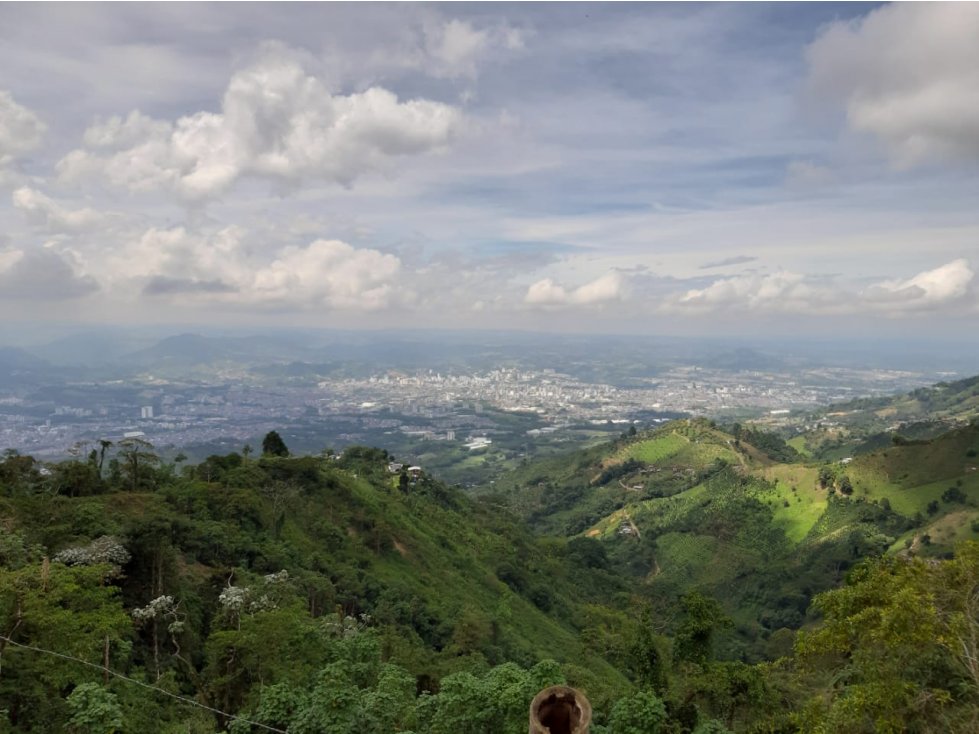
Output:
[529, 685, 592, 734]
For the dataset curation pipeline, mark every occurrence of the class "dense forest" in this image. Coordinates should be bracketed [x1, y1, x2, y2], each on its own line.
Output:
[2, 422, 979, 732]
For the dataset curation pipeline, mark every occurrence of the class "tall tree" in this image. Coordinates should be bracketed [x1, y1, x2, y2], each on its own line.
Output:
[675, 592, 731, 666]
[262, 431, 289, 457]
[795, 547, 979, 732]
[116, 438, 160, 492]
[97, 440, 113, 474]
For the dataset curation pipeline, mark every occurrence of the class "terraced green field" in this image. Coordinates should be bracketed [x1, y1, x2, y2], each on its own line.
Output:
[616, 432, 689, 464]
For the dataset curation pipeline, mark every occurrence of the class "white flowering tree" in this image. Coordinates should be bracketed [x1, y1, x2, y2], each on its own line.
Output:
[218, 570, 291, 630]
[53, 536, 130, 578]
[131, 595, 186, 681]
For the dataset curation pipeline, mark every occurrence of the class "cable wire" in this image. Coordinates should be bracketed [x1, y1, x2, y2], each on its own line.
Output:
[0, 634, 287, 733]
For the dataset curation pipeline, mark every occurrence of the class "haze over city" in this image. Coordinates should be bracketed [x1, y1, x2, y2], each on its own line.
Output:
[1, 2, 977, 338]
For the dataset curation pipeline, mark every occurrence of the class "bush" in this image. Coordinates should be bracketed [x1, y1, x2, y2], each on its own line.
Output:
[942, 486, 967, 504]
[66, 683, 123, 734]
[607, 690, 668, 734]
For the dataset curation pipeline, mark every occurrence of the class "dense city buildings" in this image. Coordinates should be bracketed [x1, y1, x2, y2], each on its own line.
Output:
[0, 363, 936, 459]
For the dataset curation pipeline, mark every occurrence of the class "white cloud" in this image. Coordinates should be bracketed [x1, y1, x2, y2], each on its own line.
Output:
[865, 258, 974, 308]
[12, 187, 104, 232]
[422, 19, 525, 79]
[425, 19, 491, 78]
[0, 246, 98, 300]
[676, 271, 831, 313]
[672, 259, 975, 316]
[252, 239, 402, 310]
[807, 3, 979, 168]
[114, 226, 246, 288]
[106, 226, 404, 311]
[82, 110, 172, 150]
[58, 51, 462, 199]
[334, 17, 527, 83]
[0, 90, 46, 167]
[525, 272, 623, 306]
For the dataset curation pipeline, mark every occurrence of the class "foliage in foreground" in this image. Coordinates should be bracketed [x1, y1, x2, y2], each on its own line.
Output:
[2, 435, 979, 731]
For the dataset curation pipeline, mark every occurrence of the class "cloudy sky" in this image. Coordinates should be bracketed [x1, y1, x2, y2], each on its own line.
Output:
[0, 2, 977, 338]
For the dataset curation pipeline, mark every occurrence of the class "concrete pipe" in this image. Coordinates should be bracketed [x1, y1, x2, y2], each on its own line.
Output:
[529, 685, 592, 734]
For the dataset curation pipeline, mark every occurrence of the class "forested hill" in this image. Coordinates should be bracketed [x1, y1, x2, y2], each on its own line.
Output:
[489, 418, 979, 603]
[3, 429, 979, 732]
[831, 372, 979, 421]
[0, 444, 635, 732]
[484, 418, 979, 723]
[790, 372, 979, 459]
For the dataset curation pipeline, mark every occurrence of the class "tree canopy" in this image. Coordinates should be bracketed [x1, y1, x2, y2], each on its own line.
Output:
[262, 430, 290, 457]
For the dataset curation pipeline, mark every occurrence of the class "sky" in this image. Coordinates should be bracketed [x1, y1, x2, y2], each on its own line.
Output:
[0, 2, 977, 339]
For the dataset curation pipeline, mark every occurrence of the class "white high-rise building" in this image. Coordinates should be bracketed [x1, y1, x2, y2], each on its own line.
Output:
[140, 406, 154, 419]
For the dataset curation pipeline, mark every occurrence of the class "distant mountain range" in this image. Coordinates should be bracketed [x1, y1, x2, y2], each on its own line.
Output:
[119, 333, 316, 367]
[0, 347, 66, 388]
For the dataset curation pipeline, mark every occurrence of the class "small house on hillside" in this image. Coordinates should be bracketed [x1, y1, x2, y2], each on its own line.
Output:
[387, 462, 404, 474]
[407, 466, 423, 478]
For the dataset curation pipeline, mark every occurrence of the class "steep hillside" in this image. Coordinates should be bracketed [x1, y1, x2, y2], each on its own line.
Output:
[494, 420, 746, 536]
[5, 427, 979, 732]
[0, 447, 630, 732]
[489, 418, 979, 661]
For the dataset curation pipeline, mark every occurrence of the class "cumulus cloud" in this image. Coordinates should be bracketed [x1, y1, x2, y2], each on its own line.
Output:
[82, 110, 173, 150]
[107, 226, 403, 311]
[676, 271, 832, 313]
[12, 187, 104, 232]
[0, 90, 46, 167]
[0, 247, 98, 300]
[807, 3, 979, 168]
[525, 272, 623, 306]
[672, 259, 975, 316]
[58, 51, 462, 199]
[252, 239, 402, 310]
[864, 258, 974, 308]
[102, 226, 242, 287]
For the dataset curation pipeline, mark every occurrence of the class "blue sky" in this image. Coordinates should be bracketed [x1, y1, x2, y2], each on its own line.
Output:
[0, 2, 976, 337]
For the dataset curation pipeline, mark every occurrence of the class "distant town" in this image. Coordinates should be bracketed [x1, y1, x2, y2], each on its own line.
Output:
[0, 361, 939, 460]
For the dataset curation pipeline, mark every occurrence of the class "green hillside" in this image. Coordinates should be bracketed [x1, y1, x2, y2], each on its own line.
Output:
[489, 418, 979, 663]
[5, 412, 979, 732]
[787, 374, 979, 460]
[0, 445, 636, 732]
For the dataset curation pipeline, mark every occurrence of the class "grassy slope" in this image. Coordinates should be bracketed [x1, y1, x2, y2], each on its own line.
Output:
[490, 417, 979, 661]
[753, 464, 825, 543]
